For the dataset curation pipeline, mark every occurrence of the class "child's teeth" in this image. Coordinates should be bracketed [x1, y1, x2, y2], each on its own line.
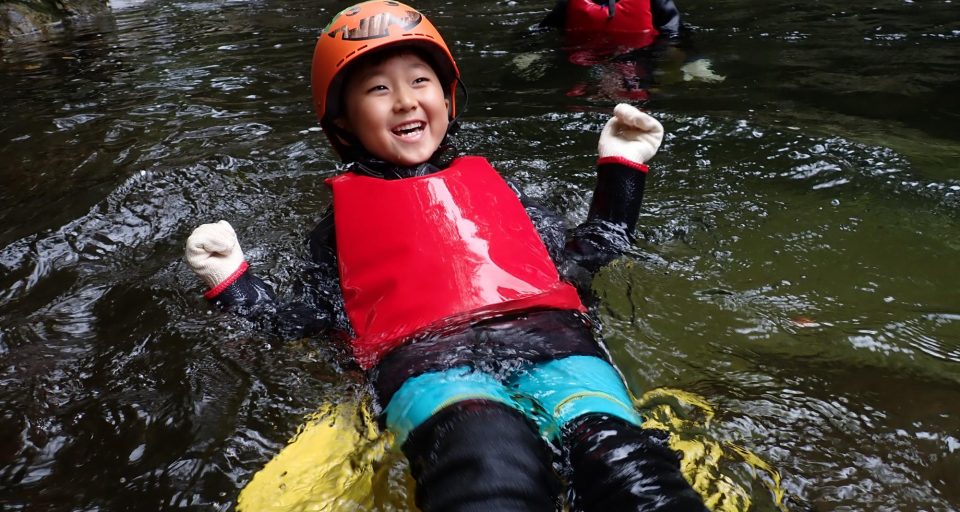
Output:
[395, 123, 422, 135]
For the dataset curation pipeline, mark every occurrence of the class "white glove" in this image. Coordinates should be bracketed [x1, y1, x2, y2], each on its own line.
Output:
[597, 103, 664, 165]
[184, 220, 245, 289]
[681, 58, 725, 83]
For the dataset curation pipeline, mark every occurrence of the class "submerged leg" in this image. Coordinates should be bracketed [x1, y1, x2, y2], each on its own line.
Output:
[511, 355, 706, 511]
[402, 399, 561, 512]
[564, 413, 708, 512]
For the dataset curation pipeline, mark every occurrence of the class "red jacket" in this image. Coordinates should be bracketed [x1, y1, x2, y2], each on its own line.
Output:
[564, 0, 659, 50]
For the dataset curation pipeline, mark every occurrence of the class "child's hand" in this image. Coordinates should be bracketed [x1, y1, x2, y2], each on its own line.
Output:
[597, 103, 664, 165]
[681, 58, 725, 83]
[184, 220, 246, 289]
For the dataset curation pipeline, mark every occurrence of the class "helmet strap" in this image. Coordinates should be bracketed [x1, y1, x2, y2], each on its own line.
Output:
[449, 77, 469, 135]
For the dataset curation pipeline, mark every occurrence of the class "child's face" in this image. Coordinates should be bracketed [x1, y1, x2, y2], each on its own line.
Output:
[340, 52, 450, 167]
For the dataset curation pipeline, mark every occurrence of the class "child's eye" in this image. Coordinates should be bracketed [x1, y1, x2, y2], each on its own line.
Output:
[413, 76, 431, 84]
[366, 84, 388, 93]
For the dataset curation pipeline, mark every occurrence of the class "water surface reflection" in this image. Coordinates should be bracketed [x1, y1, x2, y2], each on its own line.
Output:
[1, 0, 958, 510]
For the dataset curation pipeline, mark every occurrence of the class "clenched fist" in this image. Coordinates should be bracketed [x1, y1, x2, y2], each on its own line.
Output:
[184, 220, 245, 289]
[598, 103, 664, 165]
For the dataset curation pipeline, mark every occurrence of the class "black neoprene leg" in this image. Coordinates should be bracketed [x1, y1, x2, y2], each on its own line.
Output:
[402, 399, 562, 512]
[564, 413, 708, 512]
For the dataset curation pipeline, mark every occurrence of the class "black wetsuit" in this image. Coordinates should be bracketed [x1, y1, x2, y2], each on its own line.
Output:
[206, 153, 707, 511]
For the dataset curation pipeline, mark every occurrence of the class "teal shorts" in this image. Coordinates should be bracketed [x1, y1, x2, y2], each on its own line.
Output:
[383, 355, 641, 445]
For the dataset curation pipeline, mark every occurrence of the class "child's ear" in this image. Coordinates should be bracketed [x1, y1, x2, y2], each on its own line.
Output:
[333, 117, 354, 147]
[445, 98, 451, 115]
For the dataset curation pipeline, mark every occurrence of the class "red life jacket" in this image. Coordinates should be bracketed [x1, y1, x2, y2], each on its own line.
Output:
[326, 156, 585, 369]
[564, 0, 659, 53]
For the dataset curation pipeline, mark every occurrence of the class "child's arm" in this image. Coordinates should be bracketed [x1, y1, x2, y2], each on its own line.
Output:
[538, 0, 567, 30]
[504, 182, 570, 265]
[184, 220, 334, 339]
[651, 0, 682, 37]
[307, 207, 337, 271]
[564, 104, 663, 275]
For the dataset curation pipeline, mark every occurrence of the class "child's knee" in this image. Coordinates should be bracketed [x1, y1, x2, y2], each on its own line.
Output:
[512, 355, 642, 434]
[564, 414, 708, 512]
[383, 366, 516, 445]
[403, 400, 561, 512]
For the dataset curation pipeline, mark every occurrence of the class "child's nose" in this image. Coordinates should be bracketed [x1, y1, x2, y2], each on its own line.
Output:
[393, 87, 417, 112]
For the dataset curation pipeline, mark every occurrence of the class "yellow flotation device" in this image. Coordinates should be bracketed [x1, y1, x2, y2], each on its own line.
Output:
[238, 389, 789, 511]
[236, 398, 393, 512]
[638, 388, 789, 512]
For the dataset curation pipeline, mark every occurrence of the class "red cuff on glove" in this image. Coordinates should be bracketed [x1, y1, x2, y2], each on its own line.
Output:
[204, 261, 250, 300]
[597, 156, 649, 173]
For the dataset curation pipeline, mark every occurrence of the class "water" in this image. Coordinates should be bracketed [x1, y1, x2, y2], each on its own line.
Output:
[1, 0, 958, 510]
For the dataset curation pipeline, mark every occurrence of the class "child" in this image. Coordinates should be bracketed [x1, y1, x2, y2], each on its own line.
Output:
[184, 1, 707, 510]
[539, 0, 681, 102]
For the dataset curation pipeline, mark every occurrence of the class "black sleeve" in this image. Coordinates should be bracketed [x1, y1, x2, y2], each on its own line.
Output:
[203, 208, 343, 340]
[308, 206, 337, 271]
[505, 179, 570, 266]
[651, 0, 682, 37]
[209, 270, 333, 339]
[539, 0, 568, 29]
[563, 161, 647, 276]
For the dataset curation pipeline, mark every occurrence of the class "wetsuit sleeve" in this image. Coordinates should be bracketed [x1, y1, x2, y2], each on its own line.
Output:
[207, 268, 333, 339]
[305, 206, 348, 324]
[202, 209, 341, 340]
[651, 0, 682, 37]
[506, 166, 646, 276]
[564, 160, 647, 274]
[539, 0, 568, 29]
[505, 179, 570, 265]
[308, 206, 338, 271]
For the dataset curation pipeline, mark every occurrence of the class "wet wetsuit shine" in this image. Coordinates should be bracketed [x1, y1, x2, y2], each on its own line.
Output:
[206, 155, 707, 512]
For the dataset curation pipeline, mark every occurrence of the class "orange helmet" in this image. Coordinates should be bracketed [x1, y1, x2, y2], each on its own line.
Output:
[311, 1, 461, 135]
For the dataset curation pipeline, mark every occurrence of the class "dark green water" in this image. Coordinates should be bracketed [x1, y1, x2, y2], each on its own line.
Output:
[1, 0, 958, 510]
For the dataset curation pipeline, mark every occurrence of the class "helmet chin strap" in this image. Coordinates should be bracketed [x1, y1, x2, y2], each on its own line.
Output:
[448, 77, 469, 136]
[326, 122, 367, 163]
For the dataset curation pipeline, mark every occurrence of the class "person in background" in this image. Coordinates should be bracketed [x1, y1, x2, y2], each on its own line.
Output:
[540, 0, 683, 45]
[540, 0, 723, 101]
[184, 1, 708, 510]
